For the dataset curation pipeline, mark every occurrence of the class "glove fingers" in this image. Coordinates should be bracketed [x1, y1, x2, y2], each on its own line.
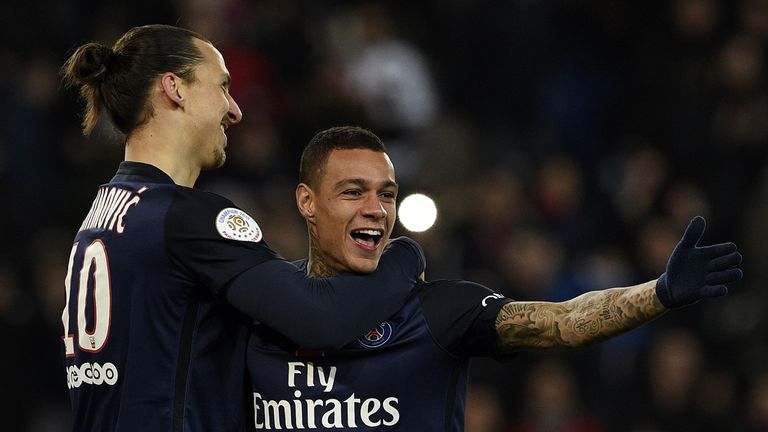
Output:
[705, 268, 743, 285]
[679, 216, 706, 247]
[700, 284, 728, 298]
[706, 251, 743, 271]
[702, 242, 738, 258]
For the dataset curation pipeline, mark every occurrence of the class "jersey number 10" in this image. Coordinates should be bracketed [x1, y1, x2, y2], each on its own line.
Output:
[61, 241, 112, 356]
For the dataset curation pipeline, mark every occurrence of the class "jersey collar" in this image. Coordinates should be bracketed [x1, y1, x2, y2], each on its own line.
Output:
[111, 161, 176, 185]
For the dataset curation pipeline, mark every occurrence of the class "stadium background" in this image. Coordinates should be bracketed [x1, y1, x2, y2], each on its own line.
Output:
[1, 0, 767, 430]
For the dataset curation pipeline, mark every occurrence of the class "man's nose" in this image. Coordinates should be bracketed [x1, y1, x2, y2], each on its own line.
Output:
[227, 95, 243, 124]
[361, 196, 387, 219]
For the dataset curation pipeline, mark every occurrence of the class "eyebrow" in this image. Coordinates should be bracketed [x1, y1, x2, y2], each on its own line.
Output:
[333, 178, 398, 191]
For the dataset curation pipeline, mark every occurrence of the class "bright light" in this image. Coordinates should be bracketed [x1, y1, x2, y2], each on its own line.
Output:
[398, 193, 437, 232]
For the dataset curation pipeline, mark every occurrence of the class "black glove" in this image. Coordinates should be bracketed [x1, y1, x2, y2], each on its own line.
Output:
[655, 216, 743, 309]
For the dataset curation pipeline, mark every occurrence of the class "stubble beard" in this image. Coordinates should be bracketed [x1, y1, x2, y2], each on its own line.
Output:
[202, 145, 226, 171]
[213, 146, 226, 168]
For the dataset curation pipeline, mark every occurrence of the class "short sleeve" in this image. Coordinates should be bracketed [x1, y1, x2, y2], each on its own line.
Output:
[418, 280, 513, 359]
[164, 188, 279, 295]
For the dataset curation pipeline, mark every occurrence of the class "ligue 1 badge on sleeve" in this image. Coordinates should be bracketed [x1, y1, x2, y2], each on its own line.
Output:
[215, 208, 263, 242]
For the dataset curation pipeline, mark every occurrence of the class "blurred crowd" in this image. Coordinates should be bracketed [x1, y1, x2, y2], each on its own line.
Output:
[1, 0, 767, 430]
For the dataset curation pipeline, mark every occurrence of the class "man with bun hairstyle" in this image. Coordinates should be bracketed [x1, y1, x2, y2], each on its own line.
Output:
[60, 25, 424, 431]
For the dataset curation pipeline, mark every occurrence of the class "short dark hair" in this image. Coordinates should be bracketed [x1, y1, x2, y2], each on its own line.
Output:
[300, 126, 387, 188]
[61, 24, 209, 136]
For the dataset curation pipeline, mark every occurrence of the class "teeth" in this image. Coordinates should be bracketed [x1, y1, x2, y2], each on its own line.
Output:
[353, 229, 382, 236]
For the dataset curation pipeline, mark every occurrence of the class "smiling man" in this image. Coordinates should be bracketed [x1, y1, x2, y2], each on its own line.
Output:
[246, 126, 743, 431]
[295, 130, 398, 277]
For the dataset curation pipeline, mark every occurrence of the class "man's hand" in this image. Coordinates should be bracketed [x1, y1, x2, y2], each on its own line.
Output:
[655, 216, 743, 309]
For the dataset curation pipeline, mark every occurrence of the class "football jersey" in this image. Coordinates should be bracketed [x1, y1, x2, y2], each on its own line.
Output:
[62, 162, 422, 431]
[247, 271, 514, 431]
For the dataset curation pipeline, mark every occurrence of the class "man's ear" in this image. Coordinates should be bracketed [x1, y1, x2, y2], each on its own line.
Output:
[296, 183, 316, 224]
[159, 72, 185, 108]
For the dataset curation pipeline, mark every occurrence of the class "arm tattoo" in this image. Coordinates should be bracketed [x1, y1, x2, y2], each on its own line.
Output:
[495, 280, 665, 351]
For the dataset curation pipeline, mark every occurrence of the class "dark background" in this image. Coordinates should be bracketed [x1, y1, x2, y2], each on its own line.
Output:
[1, 0, 767, 430]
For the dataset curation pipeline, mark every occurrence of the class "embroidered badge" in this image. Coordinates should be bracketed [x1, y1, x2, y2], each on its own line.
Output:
[357, 321, 393, 348]
[215, 208, 263, 242]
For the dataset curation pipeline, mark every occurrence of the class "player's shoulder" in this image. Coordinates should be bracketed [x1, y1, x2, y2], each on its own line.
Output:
[168, 188, 246, 224]
[416, 279, 495, 295]
[166, 188, 265, 243]
[415, 278, 507, 311]
[170, 187, 235, 210]
[387, 236, 425, 263]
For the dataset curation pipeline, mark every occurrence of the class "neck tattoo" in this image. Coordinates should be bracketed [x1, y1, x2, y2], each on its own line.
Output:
[308, 235, 339, 278]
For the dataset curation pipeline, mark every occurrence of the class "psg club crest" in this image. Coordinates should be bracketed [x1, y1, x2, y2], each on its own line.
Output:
[357, 321, 393, 349]
[215, 208, 263, 242]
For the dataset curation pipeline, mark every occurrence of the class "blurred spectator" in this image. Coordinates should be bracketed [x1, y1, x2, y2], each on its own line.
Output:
[457, 169, 529, 289]
[508, 359, 603, 432]
[739, 0, 768, 39]
[497, 227, 564, 301]
[333, 2, 438, 136]
[662, 180, 710, 229]
[636, 216, 683, 279]
[604, 145, 670, 225]
[745, 372, 768, 431]
[627, 329, 703, 430]
[465, 385, 505, 432]
[694, 365, 741, 432]
[534, 156, 584, 224]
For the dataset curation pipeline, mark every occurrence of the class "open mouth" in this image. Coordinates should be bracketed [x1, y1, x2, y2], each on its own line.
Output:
[350, 228, 384, 250]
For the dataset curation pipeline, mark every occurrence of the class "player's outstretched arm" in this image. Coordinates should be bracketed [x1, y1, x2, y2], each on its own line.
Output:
[494, 281, 663, 350]
[494, 216, 742, 351]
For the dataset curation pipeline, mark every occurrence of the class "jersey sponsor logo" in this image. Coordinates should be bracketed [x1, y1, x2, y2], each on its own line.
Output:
[253, 391, 399, 429]
[356, 321, 393, 348]
[481, 293, 504, 307]
[66, 362, 119, 389]
[216, 208, 263, 242]
[253, 361, 400, 429]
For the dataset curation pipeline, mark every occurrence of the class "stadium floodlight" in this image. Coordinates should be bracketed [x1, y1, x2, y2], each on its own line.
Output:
[398, 193, 437, 232]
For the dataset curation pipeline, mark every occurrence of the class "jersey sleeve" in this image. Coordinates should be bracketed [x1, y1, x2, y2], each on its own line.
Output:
[166, 190, 426, 350]
[164, 189, 280, 294]
[418, 280, 514, 359]
[225, 236, 426, 350]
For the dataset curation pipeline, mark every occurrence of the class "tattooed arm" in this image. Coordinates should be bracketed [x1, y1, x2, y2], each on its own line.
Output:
[494, 280, 665, 351]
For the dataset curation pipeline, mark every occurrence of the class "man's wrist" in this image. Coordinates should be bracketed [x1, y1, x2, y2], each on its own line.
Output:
[654, 273, 675, 309]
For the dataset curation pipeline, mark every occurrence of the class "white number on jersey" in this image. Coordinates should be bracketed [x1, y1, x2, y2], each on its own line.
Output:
[62, 240, 113, 356]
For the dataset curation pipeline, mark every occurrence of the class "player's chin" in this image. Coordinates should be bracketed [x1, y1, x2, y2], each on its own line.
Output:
[205, 148, 226, 170]
[215, 151, 226, 168]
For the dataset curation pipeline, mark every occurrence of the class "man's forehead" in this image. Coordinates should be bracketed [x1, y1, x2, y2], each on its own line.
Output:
[321, 148, 396, 187]
[195, 39, 230, 76]
[326, 148, 392, 166]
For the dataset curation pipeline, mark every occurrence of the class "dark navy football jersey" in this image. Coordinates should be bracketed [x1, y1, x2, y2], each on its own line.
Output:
[62, 162, 423, 432]
[247, 273, 514, 431]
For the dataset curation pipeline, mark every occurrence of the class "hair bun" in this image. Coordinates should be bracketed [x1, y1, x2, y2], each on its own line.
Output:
[74, 43, 115, 83]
